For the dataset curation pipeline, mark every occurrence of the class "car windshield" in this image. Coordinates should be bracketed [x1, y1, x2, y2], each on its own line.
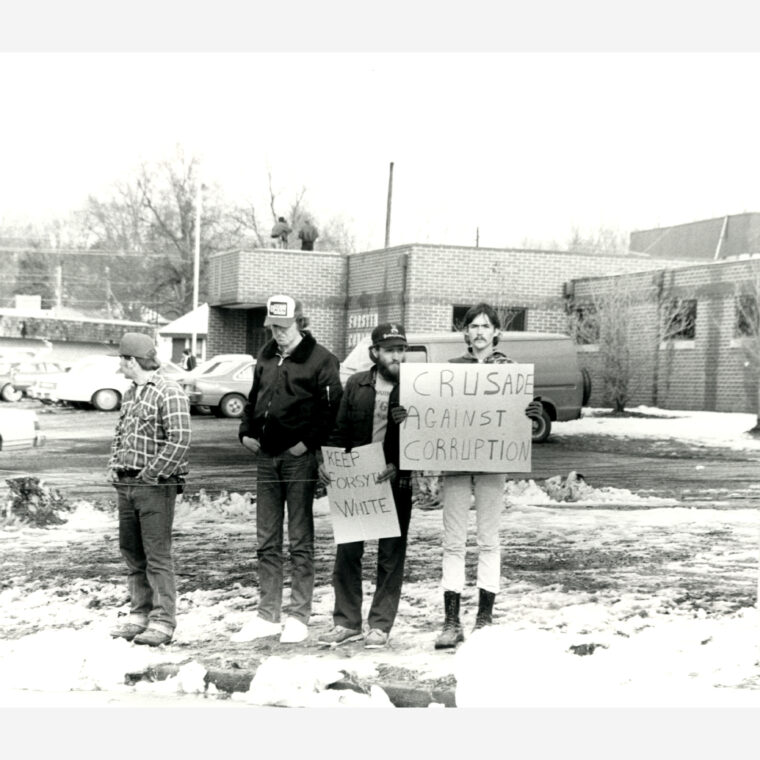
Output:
[196, 359, 243, 377]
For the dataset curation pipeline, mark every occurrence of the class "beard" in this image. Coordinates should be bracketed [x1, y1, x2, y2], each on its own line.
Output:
[377, 360, 400, 382]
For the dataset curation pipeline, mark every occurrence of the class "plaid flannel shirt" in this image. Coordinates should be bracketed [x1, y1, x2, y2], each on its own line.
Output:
[109, 372, 191, 483]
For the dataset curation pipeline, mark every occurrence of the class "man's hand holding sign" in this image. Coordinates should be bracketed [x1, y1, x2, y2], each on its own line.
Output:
[399, 363, 536, 473]
[319, 443, 400, 544]
[317, 322, 413, 649]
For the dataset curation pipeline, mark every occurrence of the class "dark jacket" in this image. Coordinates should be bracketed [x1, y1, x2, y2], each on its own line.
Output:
[271, 221, 292, 240]
[298, 222, 319, 243]
[449, 346, 513, 364]
[327, 365, 407, 474]
[238, 332, 342, 455]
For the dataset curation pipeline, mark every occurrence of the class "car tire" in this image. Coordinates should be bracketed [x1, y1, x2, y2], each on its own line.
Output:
[91, 389, 122, 412]
[219, 393, 247, 418]
[1, 384, 21, 402]
[531, 407, 552, 443]
[581, 368, 592, 407]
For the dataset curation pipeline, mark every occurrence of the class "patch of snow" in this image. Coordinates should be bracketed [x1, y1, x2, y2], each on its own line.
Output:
[240, 655, 346, 707]
[561, 406, 760, 451]
[0, 628, 185, 693]
[454, 611, 760, 707]
[504, 477, 678, 507]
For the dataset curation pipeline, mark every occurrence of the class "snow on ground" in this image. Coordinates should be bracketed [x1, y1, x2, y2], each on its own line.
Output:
[2, 407, 760, 706]
[562, 406, 760, 451]
[3, 495, 759, 706]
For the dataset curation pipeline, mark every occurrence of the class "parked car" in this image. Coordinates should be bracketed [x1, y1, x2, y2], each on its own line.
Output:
[0, 407, 45, 451]
[26, 355, 187, 412]
[339, 331, 592, 443]
[8, 361, 71, 398]
[0, 360, 68, 402]
[181, 354, 255, 418]
[159, 361, 188, 380]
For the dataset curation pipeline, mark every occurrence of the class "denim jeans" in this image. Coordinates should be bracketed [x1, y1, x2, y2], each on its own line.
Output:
[255, 450, 317, 624]
[115, 476, 178, 635]
[441, 472, 506, 594]
[332, 479, 413, 633]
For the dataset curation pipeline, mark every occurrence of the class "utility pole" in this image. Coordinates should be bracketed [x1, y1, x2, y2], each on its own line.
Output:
[384, 162, 394, 248]
[104, 265, 111, 318]
[55, 260, 63, 314]
[192, 172, 202, 358]
[476, 227, 480, 248]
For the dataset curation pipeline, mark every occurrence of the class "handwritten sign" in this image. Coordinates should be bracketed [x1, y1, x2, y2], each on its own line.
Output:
[399, 363, 534, 473]
[321, 442, 400, 544]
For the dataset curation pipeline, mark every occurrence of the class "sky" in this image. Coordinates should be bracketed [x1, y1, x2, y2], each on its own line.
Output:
[2, 51, 760, 252]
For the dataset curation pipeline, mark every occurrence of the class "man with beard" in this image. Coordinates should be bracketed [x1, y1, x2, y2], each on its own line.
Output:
[317, 322, 411, 649]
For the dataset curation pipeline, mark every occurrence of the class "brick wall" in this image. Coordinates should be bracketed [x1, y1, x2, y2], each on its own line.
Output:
[207, 248, 348, 358]
[207, 243, 690, 365]
[207, 307, 248, 356]
[403, 244, 684, 334]
[572, 259, 760, 413]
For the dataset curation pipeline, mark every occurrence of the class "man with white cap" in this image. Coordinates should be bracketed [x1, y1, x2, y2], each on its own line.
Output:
[233, 295, 342, 644]
[108, 332, 191, 647]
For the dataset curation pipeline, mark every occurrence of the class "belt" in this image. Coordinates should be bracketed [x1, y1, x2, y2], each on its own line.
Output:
[116, 469, 142, 478]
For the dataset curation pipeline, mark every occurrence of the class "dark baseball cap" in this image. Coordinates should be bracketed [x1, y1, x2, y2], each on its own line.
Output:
[371, 322, 407, 348]
[112, 332, 157, 359]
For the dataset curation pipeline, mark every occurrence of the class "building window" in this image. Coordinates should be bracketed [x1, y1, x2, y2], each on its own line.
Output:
[735, 294, 759, 338]
[452, 305, 526, 332]
[662, 298, 697, 341]
[569, 303, 599, 345]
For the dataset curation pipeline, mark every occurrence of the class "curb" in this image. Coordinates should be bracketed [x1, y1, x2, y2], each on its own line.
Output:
[125, 663, 456, 708]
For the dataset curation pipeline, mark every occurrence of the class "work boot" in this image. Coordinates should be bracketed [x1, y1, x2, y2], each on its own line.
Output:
[133, 628, 173, 647]
[473, 588, 496, 631]
[434, 591, 464, 649]
[110, 622, 146, 641]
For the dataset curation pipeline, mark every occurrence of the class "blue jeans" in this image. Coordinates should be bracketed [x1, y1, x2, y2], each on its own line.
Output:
[255, 450, 317, 624]
[115, 475, 178, 635]
[332, 479, 412, 633]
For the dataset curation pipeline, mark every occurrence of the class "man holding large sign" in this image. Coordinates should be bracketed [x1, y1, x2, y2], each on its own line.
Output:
[318, 323, 412, 650]
[400, 302, 542, 650]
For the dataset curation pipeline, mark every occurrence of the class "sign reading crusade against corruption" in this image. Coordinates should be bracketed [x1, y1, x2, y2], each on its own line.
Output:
[321, 442, 400, 544]
[399, 363, 534, 473]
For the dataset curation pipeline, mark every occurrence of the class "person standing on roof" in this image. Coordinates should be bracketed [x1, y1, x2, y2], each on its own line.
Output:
[270, 217, 292, 249]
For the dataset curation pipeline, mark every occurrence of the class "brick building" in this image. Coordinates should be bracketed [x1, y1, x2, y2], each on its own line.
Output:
[570, 257, 760, 413]
[206, 243, 688, 360]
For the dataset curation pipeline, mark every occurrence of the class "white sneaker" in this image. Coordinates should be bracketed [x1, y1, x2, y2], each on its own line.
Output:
[280, 616, 309, 644]
[230, 615, 282, 642]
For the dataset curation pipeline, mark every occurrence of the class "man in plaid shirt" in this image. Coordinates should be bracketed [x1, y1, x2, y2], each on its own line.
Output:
[108, 332, 191, 647]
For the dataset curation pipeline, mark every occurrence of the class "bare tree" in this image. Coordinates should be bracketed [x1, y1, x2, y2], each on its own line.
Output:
[570, 278, 698, 414]
[569, 283, 638, 412]
[566, 225, 630, 255]
[77, 147, 243, 320]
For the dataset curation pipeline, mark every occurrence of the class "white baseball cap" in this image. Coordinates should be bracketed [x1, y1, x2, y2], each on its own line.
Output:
[264, 295, 304, 327]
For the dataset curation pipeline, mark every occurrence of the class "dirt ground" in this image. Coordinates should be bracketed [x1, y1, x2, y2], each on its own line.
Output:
[3, 405, 760, 695]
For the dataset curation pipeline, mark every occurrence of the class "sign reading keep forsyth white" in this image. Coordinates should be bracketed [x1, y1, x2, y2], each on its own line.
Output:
[321, 442, 400, 544]
[399, 363, 534, 473]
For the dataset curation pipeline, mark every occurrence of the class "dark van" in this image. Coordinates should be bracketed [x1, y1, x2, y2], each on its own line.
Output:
[340, 332, 591, 442]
